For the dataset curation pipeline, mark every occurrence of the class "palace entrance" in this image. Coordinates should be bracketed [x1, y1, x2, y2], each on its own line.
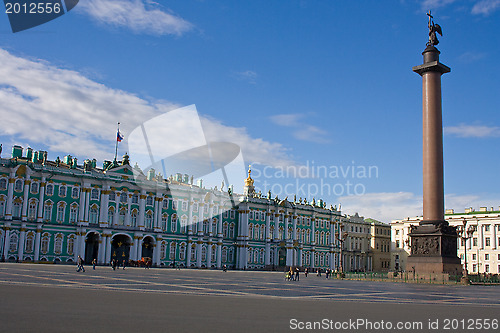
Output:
[141, 236, 154, 260]
[111, 234, 132, 263]
[85, 232, 100, 264]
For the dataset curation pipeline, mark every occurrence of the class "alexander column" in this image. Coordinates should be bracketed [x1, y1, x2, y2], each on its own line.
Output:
[407, 12, 462, 279]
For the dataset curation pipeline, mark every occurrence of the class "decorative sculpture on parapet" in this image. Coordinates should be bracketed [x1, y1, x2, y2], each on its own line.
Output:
[427, 10, 442, 46]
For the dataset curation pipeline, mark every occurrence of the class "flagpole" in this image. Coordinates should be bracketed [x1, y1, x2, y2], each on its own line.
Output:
[114, 122, 120, 161]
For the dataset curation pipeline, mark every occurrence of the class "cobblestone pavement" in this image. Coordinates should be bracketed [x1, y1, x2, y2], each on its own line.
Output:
[0, 263, 499, 332]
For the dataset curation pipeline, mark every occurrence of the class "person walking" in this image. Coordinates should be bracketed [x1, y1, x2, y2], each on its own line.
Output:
[304, 267, 308, 277]
[295, 267, 300, 281]
[122, 259, 126, 270]
[76, 256, 85, 272]
[92, 258, 97, 270]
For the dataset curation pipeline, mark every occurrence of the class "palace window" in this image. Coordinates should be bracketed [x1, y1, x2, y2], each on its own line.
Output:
[223, 223, 228, 238]
[145, 212, 153, 229]
[28, 201, 37, 220]
[119, 210, 126, 225]
[46, 184, 54, 196]
[89, 207, 98, 224]
[212, 220, 217, 235]
[132, 194, 138, 204]
[248, 224, 253, 240]
[181, 200, 188, 211]
[485, 264, 490, 273]
[108, 192, 115, 201]
[54, 234, 63, 255]
[485, 254, 490, 261]
[160, 241, 167, 260]
[146, 196, 153, 206]
[260, 225, 265, 240]
[193, 202, 198, 213]
[71, 187, 79, 199]
[120, 192, 127, 203]
[43, 202, 53, 221]
[161, 214, 168, 231]
[171, 215, 178, 233]
[172, 200, 178, 210]
[69, 205, 78, 224]
[472, 253, 477, 260]
[180, 215, 187, 233]
[162, 199, 169, 209]
[58, 185, 66, 197]
[40, 233, 50, 254]
[90, 188, 99, 200]
[255, 225, 260, 240]
[108, 208, 114, 225]
[9, 233, 18, 253]
[249, 211, 254, 220]
[229, 223, 235, 239]
[131, 211, 138, 227]
[190, 245, 196, 261]
[56, 204, 65, 223]
[31, 182, 39, 194]
[14, 179, 23, 192]
[485, 238, 491, 247]
[169, 242, 176, 260]
[222, 247, 227, 262]
[201, 246, 207, 262]
[230, 210, 235, 219]
[211, 246, 216, 263]
[179, 243, 186, 261]
[485, 224, 490, 232]
[25, 232, 35, 253]
[13, 202, 21, 219]
[0, 178, 7, 190]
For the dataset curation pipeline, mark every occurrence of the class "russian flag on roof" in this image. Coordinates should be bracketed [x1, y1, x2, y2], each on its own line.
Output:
[117, 130, 124, 142]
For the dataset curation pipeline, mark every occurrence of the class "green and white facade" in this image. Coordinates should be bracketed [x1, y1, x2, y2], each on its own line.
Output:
[1, 144, 380, 271]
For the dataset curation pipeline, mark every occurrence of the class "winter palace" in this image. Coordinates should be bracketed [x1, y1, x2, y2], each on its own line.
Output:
[0, 144, 390, 271]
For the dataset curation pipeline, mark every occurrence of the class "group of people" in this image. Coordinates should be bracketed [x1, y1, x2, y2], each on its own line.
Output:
[285, 267, 300, 281]
[111, 259, 127, 270]
[284, 267, 340, 280]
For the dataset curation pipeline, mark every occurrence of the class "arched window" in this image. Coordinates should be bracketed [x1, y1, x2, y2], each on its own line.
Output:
[132, 194, 138, 204]
[190, 244, 196, 261]
[248, 224, 253, 240]
[14, 179, 23, 192]
[67, 235, 75, 255]
[161, 214, 167, 231]
[248, 248, 252, 263]
[0, 178, 7, 190]
[180, 215, 187, 233]
[25, 232, 35, 253]
[71, 187, 79, 198]
[119, 209, 126, 225]
[56, 203, 65, 223]
[131, 210, 138, 227]
[43, 201, 53, 221]
[260, 225, 265, 240]
[279, 227, 284, 240]
[201, 246, 207, 262]
[120, 192, 127, 203]
[9, 233, 18, 253]
[223, 223, 228, 238]
[170, 214, 177, 232]
[145, 211, 153, 229]
[58, 185, 66, 197]
[146, 196, 153, 206]
[179, 243, 186, 260]
[229, 223, 235, 239]
[211, 245, 216, 262]
[108, 207, 114, 225]
[13, 201, 21, 219]
[221, 247, 227, 262]
[41, 233, 50, 254]
[160, 241, 167, 260]
[169, 242, 176, 260]
[228, 247, 234, 262]
[54, 234, 63, 254]
[89, 206, 98, 224]
[28, 200, 37, 220]
[69, 205, 78, 224]
[91, 188, 99, 200]
[211, 219, 217, 235]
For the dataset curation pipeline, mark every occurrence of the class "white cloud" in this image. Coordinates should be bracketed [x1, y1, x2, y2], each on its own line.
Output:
[472, 0, 500, 15]
[77, 0, 193, 36]
[457, 51, 487, 63]
[420, 0, 456, 10]
[444, 124, 500, 138]
[233, 70, 258, 84]
[269, 113, 331, 144]
[339, 191, 500, 223]
[0, 48, 294, 170]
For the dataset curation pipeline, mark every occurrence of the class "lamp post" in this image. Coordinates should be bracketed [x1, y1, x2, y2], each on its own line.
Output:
[457, 219, 474, 284]
[335, 223, 348, 278]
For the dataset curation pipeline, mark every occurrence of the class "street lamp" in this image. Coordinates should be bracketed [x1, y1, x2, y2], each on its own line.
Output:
[335, 223, 348, 277]
[457, 219, 475, 284]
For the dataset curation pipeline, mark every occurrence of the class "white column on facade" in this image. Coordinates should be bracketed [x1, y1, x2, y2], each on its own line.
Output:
[480, 224, 484, 249]
[21, 175, 31, 222]
[17, 223, 26, 261]
[207, 202, 214, 268]
[99, 233, 107, 264]
[285, 213, 293, 267]
[493, 224, 498, 250]
[77, 186, 85, 224]
[99, 185, 110, 227]
[80, 230, 86, 260]
[216, 206, 223, 269]
[34, 227, 41, 262]
[105, 235, 112, 264]
[264, 210, 271, 266]
[298, 247, 303, 267]
[37, 176, 46, 223]
[129, 235, 137, 261]
[83, 188, 90, 223]
[138, 191, 146, 228]
[5, 171, 15, 220]
[136, 235, 143, 260]
[155, 237, 161, 266]
[186, 239, 192, 267]
[196, 203, 205, 268]
[153, 197, 159, 229]
[125, 192, 132, 226]
[2, 226, 11, 259]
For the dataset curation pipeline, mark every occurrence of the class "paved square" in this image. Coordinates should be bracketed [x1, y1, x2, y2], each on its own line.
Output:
[0, 263, 499, 332]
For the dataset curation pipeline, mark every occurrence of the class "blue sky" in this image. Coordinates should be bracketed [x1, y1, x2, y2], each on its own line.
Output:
[0, 0, 499, 222]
